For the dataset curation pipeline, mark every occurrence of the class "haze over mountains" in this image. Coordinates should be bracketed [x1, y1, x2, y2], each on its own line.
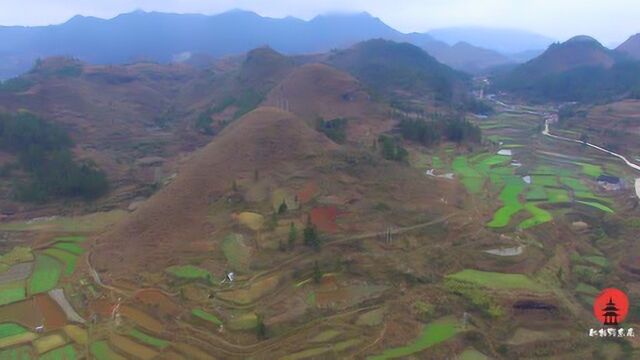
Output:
[0, 9, 552, 79]
[428, 27, 555, 54]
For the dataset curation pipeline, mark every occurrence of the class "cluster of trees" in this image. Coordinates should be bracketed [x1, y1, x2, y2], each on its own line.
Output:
[315, 117, 347, 143]
[461, 98, 494, 116]
[0, 111, 108, 202]
[378, 135, 408, 162]
[195, 109, 215, 135]
[398, 116, 481, 146]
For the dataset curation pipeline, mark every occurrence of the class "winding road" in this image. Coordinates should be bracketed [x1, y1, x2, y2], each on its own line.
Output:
[490, 97, 640, 199]
[542, 116, 640, 199]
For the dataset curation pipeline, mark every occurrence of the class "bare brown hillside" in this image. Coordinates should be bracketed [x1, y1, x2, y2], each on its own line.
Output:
[93, 107, 336, 275]
[263, 63, 391, 142]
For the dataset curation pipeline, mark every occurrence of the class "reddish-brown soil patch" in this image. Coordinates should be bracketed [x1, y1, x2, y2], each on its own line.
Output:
[90, 298, 115, 317]
[134, 289, 181, 316]
[316, 288, 350, 308]
[34, 294, 67, 330]
[297, 182, 319, 204]
[0, 299, 39, 329]
[310, 206, 339, 233]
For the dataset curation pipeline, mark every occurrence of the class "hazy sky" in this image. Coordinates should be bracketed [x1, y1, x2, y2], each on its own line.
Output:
[2, 0, 639, 45]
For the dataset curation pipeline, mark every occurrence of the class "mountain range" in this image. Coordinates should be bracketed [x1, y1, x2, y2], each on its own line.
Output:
[494, 35, 640, 102]
[0, 10, 550, 79]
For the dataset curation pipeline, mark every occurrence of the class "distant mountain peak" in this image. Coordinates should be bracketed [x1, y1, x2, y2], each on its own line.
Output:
[565, 35, 601, 45]
[616, 33, 640, 59]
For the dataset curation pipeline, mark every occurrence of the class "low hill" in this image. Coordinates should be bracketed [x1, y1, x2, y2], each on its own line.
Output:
[263, 63, 391, 144]
[237, 47, 295, 92]
[93, 106, 335, 275]
[265, 63, 384, 116]
[327, 39, 469, 104]
[617, 33, 640, 60]
[494, 36, 640, 102]
[515, 36, 616, 75]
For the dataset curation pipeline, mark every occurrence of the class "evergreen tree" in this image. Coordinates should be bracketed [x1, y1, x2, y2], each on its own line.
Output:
[278, 200, 288, 214]
[312, 261, 323, 284]
[303, 218, 320, 250]
[256, 314, 267, 339]
[288, 222, 297, 250]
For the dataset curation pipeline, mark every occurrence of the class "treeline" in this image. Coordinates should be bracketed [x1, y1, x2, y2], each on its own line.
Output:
[0, 111, 108, 202]
[398, 116, 482, 146]
[495, 61, 640, 103]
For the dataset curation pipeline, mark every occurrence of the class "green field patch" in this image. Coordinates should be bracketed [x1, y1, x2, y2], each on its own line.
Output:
[432, 156, 443, 169]
[0, 332, 36, 349]
[40, 344, 77, 360]
[532, 175, 558, 187]
[368, 317, 459, 359]
[0, 345, 32, 359]
[227, 312, 257, 331]
[42, 248, 78, 276]
[128, 328, 169, 349]
[0, 247, 33, 266]
[559, 177, 589, 192]
[310, 329, 341, 343]
[53, 236, 86, 243]
[0, 211, 126, 233]
[576, 201, 614, 213]
[452, 156, 485, 193]
[576, 162, 602, 178]
[476, 155, 510, 173]
[526, 186, 547, 201]
[192, 309, 222, 326]
[334, 339, 361, 352]
[90, 340, 124, 360]
[531, 165, 557, 175]
[306, 291, 316, 307]
[447, 269, 545, 292]
[546, 188, 570, 203]
[165, 265, 212, 283]
[0, 282, 26, 306]
[281, 347, 331, 360]
[52, 242, 84, 255]
[519, 202, 553, 229]
[459, 348, 488, 360]
[478, 123, 510, 130]
[222, 233, 251, 272]
[575, 283, 599, 296]
[487, 177, 526, 228]
[583, 256, 609, 268]
[574, 192, 611, 205]
[0, 323, 28, 338]
[28, 255, 62, 295]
